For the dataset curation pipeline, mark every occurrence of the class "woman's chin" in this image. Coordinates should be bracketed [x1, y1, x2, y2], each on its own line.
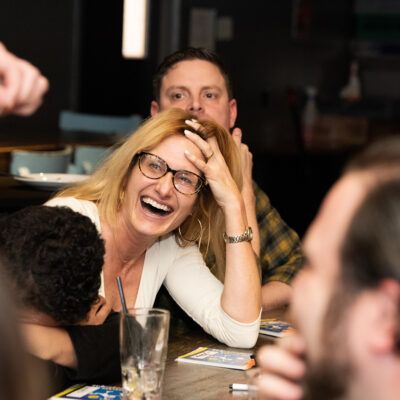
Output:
[132, 220, 176, 239]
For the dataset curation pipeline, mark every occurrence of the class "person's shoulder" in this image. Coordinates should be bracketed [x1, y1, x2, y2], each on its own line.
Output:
[150, 234, 179, 256]
[156, 233, 176, 246]
[45, 197, 100, 230]
[46, 196, 88, 207]
[148, 234, 200, 264]
[158, 234, 199, 254]
[45, 197, 96, 214]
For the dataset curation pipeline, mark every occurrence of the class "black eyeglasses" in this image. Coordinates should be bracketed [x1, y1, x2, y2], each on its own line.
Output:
[138, 152, 205, 195]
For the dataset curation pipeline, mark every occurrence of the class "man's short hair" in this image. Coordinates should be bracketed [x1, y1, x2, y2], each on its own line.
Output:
[152, 47, 234, 102]
[345, 135, 400, 175]
[341, 178, 400, 290]
[340, 136, 400, 290]
[336, 137, 400, 347]
[0, 206, 105, 325]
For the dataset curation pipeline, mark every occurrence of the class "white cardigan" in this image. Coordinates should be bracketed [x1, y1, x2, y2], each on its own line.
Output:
[46, 197, 260, 348]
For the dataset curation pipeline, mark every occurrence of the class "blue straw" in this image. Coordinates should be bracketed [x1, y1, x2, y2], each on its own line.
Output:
[116, 276, 128, 314]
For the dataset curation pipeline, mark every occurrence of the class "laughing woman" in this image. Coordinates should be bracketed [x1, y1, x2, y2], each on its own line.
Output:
[23, 108, 261, 382]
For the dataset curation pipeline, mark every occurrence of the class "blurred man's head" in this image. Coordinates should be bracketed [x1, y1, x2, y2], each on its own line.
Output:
[291, 137, 400, 400]
[0, 205, 105, 326]
[150, 47, 237, 130]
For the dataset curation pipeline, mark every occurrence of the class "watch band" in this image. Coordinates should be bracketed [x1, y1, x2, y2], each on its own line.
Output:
[223, 227, 253, 244]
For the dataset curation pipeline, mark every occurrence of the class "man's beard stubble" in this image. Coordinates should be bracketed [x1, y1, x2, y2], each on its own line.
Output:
[304, 359, 351, 400]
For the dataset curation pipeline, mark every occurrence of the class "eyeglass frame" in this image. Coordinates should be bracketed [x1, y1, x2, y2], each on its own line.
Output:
[136, 152, 206, 195]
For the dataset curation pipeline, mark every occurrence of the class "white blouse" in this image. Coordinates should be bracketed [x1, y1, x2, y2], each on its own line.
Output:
[46, 197, 260, 348]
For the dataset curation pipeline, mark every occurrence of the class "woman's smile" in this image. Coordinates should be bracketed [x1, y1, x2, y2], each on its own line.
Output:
[140, 196, 173, 216]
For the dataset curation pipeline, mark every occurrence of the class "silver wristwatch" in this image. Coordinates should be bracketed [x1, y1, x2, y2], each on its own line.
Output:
[223, 227, 253, 244]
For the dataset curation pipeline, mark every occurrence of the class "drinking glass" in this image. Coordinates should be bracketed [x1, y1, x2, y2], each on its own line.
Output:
[120, 308, 170, 400]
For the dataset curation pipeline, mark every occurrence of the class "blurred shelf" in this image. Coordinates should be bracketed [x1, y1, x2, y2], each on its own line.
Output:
[0, 131, 118, 153]
[318, 98, 400, 120]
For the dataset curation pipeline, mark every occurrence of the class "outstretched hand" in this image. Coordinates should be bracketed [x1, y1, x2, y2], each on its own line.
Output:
[183, 119, 242, 211]
[0, 42, 49, 116]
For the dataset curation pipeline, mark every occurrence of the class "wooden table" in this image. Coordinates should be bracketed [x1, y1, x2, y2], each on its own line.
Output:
[163, 309, 288, 400]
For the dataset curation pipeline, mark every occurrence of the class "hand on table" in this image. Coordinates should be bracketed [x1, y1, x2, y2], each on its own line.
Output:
[0, 42, 49, 116]
[256, 333, 306, 400]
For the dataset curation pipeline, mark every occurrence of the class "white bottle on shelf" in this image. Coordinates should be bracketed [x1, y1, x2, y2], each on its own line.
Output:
[339, 60, 361, 102]
[302, 86, 318, 149]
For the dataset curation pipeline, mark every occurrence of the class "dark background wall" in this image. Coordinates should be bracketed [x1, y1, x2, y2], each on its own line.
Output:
[0, 1, 74, 135]
[1, 0, 399, 235]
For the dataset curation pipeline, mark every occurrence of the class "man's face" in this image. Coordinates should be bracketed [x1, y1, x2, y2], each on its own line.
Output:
[291, 173, 370, 398]
[151, 59, 237, 130]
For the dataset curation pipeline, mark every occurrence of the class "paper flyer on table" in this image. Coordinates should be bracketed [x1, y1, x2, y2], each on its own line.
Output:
[175, 346, 255, 370]
[49, 383, 122, 400]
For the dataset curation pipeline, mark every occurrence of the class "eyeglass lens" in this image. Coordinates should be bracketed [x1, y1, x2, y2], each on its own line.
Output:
[139, 153, 202, 194]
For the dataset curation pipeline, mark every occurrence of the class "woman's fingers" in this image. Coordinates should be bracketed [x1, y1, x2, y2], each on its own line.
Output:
[184, 119, 216, 162]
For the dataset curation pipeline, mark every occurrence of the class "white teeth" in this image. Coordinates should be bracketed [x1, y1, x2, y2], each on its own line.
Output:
[142, 197, 172, 212]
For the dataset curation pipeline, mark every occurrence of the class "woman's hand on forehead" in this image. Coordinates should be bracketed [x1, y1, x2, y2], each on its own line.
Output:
[183, 119, 241, 210]
[183, 119, 215, 162]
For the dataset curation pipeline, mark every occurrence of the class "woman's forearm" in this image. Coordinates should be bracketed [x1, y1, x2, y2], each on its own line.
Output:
[220, 198, 262, 322]
[21, 323, 77, 368]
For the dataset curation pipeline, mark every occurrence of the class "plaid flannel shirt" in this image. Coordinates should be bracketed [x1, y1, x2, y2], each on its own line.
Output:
[253, 181, 303, 285]
[205, 181, 303, 285]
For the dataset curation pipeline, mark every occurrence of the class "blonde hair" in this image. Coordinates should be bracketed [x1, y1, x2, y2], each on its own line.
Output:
[55, 108, 242, 280]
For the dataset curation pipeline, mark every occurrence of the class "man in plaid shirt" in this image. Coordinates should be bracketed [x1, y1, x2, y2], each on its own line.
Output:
[151, 47, 302, 311]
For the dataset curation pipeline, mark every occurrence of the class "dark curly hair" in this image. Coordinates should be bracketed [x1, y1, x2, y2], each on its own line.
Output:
[0, 205, 105, 325]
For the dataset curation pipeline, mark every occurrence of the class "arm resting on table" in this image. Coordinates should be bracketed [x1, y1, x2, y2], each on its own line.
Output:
[21, 323, 77, 368]
[21, 312, 121, 384]
[165, 246, 261, 349]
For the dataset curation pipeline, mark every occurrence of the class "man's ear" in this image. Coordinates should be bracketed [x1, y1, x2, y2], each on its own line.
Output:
[150, 100, 160, 117]
[229, 98, 237, 129]
[366, 279, 400, 354]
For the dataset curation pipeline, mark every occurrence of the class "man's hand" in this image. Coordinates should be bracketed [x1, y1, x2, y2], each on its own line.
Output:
[232, 127, 254, 198]
[0, 42, 49, 116]
[256, 333, 306, 400]
[231, 127, 260, 256]
[80, 295, 111, 326]
[262, 281, 292, 311]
